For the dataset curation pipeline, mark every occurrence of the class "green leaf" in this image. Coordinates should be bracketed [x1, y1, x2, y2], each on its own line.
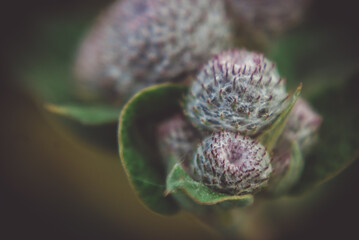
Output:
[45, 103, 121, 125]
[259, 85, 301, 151]
[166, 164, 253, 207]
[291, 75, 359, 194]
[118, 83, 188, 215]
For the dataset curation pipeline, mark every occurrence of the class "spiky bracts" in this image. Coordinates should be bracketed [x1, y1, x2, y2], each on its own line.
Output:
[157, 114, 200, 165]
[224, 0, 310, 34]
[192, 131, 272, 195]
[74, 0, 231, 101]
[185, 49, 288, 135]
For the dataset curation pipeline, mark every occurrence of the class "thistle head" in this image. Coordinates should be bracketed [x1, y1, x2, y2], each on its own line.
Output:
[185, 49, 288, 135]
[75, 0, 231, 101]
[191, 131, 272, 195]
[224, 0, 310, 34]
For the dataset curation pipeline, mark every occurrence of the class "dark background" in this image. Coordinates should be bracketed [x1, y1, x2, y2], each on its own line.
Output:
[1, 0, 359, 239]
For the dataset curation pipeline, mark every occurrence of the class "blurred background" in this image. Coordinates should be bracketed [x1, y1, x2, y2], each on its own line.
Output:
[1, 0, 359, 239]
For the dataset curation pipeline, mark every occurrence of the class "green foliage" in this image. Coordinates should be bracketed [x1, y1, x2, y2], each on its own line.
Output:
[118, 84, 188, 214]
[45, 104, 121, 125]
[15, 11, 122, 125]
[166, 164, 253, 206]
[269, 26, 359, 98]
[16, 15, 93, 104]
[259, 85, 301, 151]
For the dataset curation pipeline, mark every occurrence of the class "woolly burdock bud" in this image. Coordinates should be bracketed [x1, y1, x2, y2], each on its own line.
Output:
[185, 49, 288, 135]
[157, 114, 200, 165]
[192, 131, 272, 195]
[283, 98, 322, 152]
[224, 0, 310, 34]
[75, 0, 231, 101]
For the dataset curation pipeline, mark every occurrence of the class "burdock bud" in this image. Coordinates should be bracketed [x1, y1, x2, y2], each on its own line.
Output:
[268, 143, 292, 188]
[185, 49, 288, 135]
[191, 131, 272, 195]
[282, 98, 322, 152]
[157, 114, 200, 165]
[268, 99, 321, 192]
[224, 0, 310, 34]
[75, 0, 231, 101]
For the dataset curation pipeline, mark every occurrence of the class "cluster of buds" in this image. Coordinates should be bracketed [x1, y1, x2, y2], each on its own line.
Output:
[158, 49, 321, 196]
[75, 0, 231, 101]
[184, 50, 283, 194]
[75, 0, 319, 197]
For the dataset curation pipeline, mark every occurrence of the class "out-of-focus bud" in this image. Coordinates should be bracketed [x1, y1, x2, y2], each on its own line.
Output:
[225, 0, 311, 34]
[282, 98, 322, 152]
[268, 98, 321, 193]
[74, 0, 231, 101]
[157, 114, 200, 166]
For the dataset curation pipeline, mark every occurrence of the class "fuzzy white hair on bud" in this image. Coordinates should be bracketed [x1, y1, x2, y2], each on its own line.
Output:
[185, 49, 288, 135]
[191, 131, 272, 195]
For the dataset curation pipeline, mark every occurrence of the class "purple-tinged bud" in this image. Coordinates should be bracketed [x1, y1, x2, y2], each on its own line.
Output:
[269, 143, 292, 187]
[75, 0, 231, 101]
[224, 0, 311, 34]
[268, 99, 321, 192]
[157, 114, 200, 165]
[191, 131, 272, 195]
[282, 98, 322, 152]
[268, 140, 304, 194]
[185, 49, 288, 135]
[74, 11, 110, 100]
[271, 148, 291, 177]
